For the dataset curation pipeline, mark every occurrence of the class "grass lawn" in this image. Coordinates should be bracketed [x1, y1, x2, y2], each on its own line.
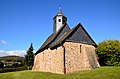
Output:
[0, 66, 120, 79]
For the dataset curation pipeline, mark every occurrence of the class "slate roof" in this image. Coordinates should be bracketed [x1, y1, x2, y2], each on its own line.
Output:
[35, 23, 70, 54]
[35, 23, 97, 55]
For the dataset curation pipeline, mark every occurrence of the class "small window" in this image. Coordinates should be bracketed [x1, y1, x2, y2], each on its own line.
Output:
[58, 19, 61, 22]
[80, 45, 82, 53]
[63, 20, 65, 23]
[54, 20, 56, 23]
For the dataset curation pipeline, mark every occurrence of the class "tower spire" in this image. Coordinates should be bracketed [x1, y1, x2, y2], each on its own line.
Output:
[58, 5, 62, 14]
[58, 5, 62, 13]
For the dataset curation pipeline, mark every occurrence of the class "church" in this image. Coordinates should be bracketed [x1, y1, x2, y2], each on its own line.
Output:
[32, 8, 100, 74]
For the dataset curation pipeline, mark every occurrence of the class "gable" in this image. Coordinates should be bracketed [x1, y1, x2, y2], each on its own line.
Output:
[66, 23, 97, 46]
[50, 23, 97, 49]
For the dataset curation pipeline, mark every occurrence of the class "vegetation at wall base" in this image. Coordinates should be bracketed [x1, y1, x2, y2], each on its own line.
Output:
[0, 66, 28, 73]
[0, 66, 120, 79]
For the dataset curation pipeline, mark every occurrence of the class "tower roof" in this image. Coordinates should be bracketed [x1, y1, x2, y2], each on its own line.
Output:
[57, 6, 64, 16]
[53, 6, 66, 19]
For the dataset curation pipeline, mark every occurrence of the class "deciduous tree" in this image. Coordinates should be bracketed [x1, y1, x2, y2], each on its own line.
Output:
[96, 40, 120, 66]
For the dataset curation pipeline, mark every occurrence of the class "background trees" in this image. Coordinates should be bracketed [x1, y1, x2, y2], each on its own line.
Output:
[25, 43, 34, 67]
[0, 62, 4, 68]
[96, 40, 120, 66]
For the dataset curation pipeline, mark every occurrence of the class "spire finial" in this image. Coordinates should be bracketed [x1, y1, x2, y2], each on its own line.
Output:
[58, 5, 62, 13]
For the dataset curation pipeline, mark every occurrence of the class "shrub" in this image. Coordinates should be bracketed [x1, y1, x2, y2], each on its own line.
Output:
[0, 62, 4, 68]
[96, 40, 120, 66]
[0, 66, 28, 73]
[16, 66, 28, 71]
[0, 68, 15, 73]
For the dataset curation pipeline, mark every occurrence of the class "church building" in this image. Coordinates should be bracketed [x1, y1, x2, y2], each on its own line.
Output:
[32, 8, 100, 74]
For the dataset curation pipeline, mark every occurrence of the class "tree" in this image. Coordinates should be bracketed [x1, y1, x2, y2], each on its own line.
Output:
[25, 43, 34, 67]
[96, 40, 120, 66]
[0, 62, 4, 68]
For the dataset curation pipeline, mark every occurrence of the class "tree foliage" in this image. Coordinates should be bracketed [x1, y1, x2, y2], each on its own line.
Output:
[0, 62, 4, 68]
[96, 40, 120, 66]
[25, 43, 34, 66]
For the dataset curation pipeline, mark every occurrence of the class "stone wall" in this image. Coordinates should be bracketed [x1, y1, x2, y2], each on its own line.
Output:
[64, 42, 100, 73]
[32, 46, 64, 74]
[85, 45, 100, 69]
[32, 42, 100, 74]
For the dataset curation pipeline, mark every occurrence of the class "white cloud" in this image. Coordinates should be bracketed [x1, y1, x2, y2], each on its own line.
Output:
[0, 40, 7, 45]
[0, 50, 26, 57]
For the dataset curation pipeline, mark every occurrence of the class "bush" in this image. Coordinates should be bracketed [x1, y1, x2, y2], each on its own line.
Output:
[96, 40, 120, 66]
[12, 63, 19, 67]
[0, 62, 4, 68]
[16, 66, 28, 71]
[0, 66, 28, 73]
[0, 68, 15, 73]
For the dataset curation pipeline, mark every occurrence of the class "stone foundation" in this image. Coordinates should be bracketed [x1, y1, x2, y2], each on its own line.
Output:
[32, 42, 100, 74]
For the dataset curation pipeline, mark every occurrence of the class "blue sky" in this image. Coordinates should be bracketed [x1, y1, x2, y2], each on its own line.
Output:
[0, 0, 120, 57]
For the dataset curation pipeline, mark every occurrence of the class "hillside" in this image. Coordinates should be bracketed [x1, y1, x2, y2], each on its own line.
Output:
[0, 56, 25, 67]
[0, 55, 24, 61]
[0, 66, 120, 79]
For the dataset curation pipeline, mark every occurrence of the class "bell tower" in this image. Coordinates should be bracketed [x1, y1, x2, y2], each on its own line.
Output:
[53, 7, 67, 33]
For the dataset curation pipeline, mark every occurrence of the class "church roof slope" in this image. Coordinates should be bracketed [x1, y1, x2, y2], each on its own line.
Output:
[35, 23, 70, 55]
[36, 23, 97, 55]
[50, 23, 97, 49]
[66, 23, 97, 46]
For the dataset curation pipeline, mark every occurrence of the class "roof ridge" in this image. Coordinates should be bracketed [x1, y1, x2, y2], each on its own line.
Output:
[50, 23, 81, 48]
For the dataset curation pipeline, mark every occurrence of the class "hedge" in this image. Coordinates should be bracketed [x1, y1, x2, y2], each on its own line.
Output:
[0, 66, 28, 73]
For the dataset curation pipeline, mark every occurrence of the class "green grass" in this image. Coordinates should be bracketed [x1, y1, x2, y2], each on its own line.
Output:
[0, 66, 120, 79]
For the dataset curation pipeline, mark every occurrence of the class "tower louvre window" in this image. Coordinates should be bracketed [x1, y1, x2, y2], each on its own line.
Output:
[54, 20, 56, 23]
[58, 19, 61, 22]
[63, 20, 65, 24]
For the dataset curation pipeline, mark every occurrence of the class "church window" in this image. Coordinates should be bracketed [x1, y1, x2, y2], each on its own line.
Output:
[63, 20, 65, 24]
[80, 45, 82, 53]
[54, 20, 56, 23]
[58, 19, 61, 22]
